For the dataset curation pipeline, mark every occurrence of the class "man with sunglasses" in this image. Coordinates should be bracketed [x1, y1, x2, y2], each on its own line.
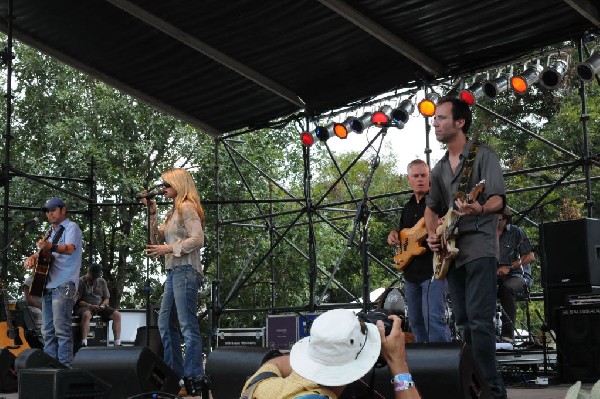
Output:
[496, 208, 535, 343]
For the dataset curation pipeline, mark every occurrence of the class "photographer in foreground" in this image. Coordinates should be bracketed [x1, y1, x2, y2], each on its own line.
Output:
[241, 309, 421, 399]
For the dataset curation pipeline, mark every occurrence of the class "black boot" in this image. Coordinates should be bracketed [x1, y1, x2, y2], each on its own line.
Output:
[185, 374, 209, 397]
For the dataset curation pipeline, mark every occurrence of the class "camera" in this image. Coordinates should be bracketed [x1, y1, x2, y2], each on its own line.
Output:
[357, 310, 393, 336]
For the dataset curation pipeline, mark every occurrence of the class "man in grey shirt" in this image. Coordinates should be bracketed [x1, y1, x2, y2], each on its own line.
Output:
[74, 264, 122, 347]
[425, 98, 506, 399]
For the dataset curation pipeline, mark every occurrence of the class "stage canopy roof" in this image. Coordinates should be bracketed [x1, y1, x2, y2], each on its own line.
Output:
[0, 0, 598, 136]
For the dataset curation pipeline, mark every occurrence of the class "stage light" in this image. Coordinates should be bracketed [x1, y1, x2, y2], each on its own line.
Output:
[539, 60, 567, 90]
[418, 93, 439, 117]
[371, 105, 392, 125]
[315, 123, 335, 142]
[333, 122, 348, 139]
[483, 75, 509, 99]
[342, 116, 365, 134]
[391, 100, 415, 124]
[300, 131, 316, 146]
[510, 65, 542, 95]
[576, 52, 600, 83]
[459, 82, 484, 105]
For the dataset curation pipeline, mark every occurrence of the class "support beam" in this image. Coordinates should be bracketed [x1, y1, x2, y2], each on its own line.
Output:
[564, 0, 600, 26]
[317, 0, 444, 76]
[106, 0, 305, 108]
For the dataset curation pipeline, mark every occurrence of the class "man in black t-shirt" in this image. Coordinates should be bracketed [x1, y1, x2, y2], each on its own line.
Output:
[388, 159, 451, 343]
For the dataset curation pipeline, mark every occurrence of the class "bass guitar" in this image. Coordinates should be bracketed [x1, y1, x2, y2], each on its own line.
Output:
[0, 280, 30, 357]
[393, 217, 427, 270]
[433, 180, 486, 280]
[29, 230, 53, 297]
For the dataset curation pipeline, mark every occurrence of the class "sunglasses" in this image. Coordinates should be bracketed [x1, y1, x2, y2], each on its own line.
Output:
[162, 182, 172, 188]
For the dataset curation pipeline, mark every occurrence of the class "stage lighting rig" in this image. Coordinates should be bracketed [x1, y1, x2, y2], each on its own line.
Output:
[371, 105, 392, 125]
[510, 64, 543, 95]
[418, 93, 439, 117]
[459, 82, 484, 105]
[540, 60, 568, 90]
[483, 75, 509, 99]
[576, 52, 600, 83]
[391, 99, 415, 124]
[300, 131, 316, 147]
[315, 122, 335, 142]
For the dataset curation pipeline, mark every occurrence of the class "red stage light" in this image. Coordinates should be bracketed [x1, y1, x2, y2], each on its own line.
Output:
[459, 90, 475, 106]
[371, 111, 389, 125]
[300, 131, 315, 146]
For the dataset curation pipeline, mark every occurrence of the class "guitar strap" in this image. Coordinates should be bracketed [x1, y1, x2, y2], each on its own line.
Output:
[50, 225, 65, 247]
[454, 141, 480, 203]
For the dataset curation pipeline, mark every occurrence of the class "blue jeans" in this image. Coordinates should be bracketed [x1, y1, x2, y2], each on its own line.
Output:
[158, 265, 203, 378]
[404, 278, 451, 343]
[42, 281, 77, 367]
[447, 257, 506, 399]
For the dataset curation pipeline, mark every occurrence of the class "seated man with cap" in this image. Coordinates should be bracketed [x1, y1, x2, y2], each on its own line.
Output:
[241, 308, 421, 399]
[74, 264, 122, 347]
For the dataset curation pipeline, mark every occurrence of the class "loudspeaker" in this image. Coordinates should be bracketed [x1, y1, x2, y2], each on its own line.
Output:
[0, 349, 17, 393]
[555, 303, 600, 382]
[18, 368, 111, 399]
[545, 285, 600, 331]
[73, 346, 180, 399]
[134, 326, 163, 359]
[14, 348, 67, 373]
[341, 342, 491, 399]
[205, 347, 283, 399]
[541, 218, 600, 287]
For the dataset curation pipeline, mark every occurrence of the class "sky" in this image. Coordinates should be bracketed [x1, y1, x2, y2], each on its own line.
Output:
[324, 114, 446, 174]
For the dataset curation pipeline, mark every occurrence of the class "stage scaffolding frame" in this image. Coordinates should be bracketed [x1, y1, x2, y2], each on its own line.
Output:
[0, 0, 597, 352]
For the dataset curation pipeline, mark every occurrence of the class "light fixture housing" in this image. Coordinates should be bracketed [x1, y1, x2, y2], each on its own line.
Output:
[483, 75, 509, 99]
[333, 122, 348, 139]
[417, 93, 439, 117]
[300, 131, 316, 146]
[539, 60, 567, 90]
[459, 82, 484, 105]
[391, 99, 415, 124]
[576, 52, 600, 83]
[371, 105, 392, 125]
[510, 65, 542, 95]
[315, 122, 335, 142]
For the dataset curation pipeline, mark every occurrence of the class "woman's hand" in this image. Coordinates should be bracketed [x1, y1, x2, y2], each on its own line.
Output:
[140, 197, 157, 215]
[145, 244, 172, 257]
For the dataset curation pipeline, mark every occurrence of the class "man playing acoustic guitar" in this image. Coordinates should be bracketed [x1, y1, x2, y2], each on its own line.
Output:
[387, 159, 451, 343]
[424, 98, 507, 399]
[24, 197, 82, 367]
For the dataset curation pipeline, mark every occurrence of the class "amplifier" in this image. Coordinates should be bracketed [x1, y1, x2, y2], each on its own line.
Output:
[72, 316, 108, 347]
[216, 328, 265, 348]
[568, 293, 600, 306]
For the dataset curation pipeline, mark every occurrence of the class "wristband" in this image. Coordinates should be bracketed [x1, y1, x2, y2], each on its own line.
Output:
[51, 244, 59, 253]
[392, 373, 415, 391]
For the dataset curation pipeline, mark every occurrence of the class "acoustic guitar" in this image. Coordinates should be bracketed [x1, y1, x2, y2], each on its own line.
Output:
[393, 217, 427, 270]
[29, 230, 53, 297]
[433, 180, 486, 280]
[0, 281, 30, 357]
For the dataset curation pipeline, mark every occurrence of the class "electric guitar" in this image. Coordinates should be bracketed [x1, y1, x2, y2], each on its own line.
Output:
[29, 230, 53, 297]
[0, 280, 30, 356]
[433, 180, 486, 279]
[393, 217, 427, 270]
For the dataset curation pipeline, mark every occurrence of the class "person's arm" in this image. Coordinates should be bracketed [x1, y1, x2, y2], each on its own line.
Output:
[377, 316, 421, 399]
[264, 354, 292, 378]
[40, 222, 83, 256]
[388, 230, 400, 246]
[424, 207, 440, 253]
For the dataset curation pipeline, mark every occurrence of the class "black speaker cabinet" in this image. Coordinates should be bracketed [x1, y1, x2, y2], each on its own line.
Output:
[541, 218, 600, 287]
[341, 342, 491, 399]
[72, 346, 180, 399]
[19, 368, 111, 399]
[555, 303, 600, 383]
[206, 347, 283, 399]
[14, 348, 67, 373]
[0, 349, 17, 393]
[134, 326, 163, 359]
[545, 285, 600, 331]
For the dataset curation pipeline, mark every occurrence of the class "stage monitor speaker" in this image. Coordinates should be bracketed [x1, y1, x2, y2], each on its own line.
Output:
[14, 348, 67, 373]
[0, 349, 17, 393]
[555, 303, 600, 383]
[205, 347, 283, 399]
[541, 218, 600, 287]
[72, 346, 179, 399]
[134, 326, 163, 359]
[341, 342, 491, 399]
[19, 368, 111, 399]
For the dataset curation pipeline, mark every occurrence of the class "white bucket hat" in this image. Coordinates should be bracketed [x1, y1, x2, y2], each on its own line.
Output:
[290, 309, 382, 387]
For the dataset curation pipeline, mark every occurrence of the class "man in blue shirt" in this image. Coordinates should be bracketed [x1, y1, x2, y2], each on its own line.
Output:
[24, 197, 82, 367]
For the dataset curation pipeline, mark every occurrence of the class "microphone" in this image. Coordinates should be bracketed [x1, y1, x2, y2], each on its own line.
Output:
[135, 188, 166, 199]
[19, 217, 40, 228]
[373, 121, 405, 129]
